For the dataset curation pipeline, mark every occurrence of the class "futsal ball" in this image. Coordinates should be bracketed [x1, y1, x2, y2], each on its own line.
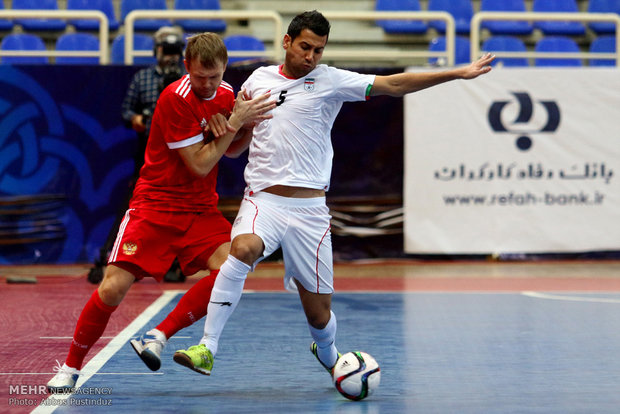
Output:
[332, 351, 381, 401]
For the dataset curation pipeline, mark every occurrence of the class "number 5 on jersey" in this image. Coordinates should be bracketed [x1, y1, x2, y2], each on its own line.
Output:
[276, 90, 287, 106]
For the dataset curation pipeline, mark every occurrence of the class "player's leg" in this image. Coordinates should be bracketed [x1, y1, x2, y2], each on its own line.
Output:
[47, 265, 135, 393]
[295, 282, 340, 374]
[172, 234, 263, 375]
[174, 193, 284, 375]
[280, 197, 340, 374]
[132, 212, 232, 371]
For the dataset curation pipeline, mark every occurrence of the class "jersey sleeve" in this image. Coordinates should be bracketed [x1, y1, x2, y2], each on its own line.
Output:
[328, 67, 376, 102]
[155, 90, 203, 149]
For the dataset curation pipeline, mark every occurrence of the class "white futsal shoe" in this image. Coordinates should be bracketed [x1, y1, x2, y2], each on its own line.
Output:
[47, 361, 79, 393]
[130, 329, 167, 371]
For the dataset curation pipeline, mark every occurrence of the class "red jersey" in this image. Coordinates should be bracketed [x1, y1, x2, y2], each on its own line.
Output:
[130, 74, 235, 212]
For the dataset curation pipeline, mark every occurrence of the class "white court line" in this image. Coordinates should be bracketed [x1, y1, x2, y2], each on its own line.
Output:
[31, 289, 183, 414]
[522, 291, 620, 304]
[40, 336, 191, 340]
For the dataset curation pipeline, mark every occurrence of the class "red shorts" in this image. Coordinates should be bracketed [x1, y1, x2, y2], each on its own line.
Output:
[108, 207, 231, 282]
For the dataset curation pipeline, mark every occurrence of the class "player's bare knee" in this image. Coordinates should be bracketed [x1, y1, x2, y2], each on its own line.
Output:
[98, 268, 133, 306]
[230, 236, 262, 265]
[306, 310, 331, 330]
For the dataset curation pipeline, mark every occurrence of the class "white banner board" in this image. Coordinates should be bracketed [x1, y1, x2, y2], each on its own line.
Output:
[404, 69, 619, 254]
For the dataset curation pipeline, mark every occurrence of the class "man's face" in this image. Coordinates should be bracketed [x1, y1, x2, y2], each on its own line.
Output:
[156, 46, 181, 68]
[282, 28, 327, 79]
[184, 57, 225, 100]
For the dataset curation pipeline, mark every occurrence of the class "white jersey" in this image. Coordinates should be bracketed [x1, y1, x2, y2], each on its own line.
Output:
[241, 64, 375, 193]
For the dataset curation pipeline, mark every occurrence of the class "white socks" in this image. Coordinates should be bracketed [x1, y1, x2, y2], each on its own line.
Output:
[308, 311, 339, 368]
[200, 255, 250, 356]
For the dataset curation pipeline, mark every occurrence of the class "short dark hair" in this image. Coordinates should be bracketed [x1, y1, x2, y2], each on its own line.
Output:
[287, 10, 331, 41]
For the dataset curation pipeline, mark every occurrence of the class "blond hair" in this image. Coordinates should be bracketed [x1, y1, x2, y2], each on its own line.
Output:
[185, 33, 228, 68]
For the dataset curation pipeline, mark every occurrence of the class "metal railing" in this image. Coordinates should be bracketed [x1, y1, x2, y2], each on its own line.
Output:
[322, 11, 455, 66]
[124, 10, 283, 65]
[471, 12, 620, 66]
[0, 10, 109, 64]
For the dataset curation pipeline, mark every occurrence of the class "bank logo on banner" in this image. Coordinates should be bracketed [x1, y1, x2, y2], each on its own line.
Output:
[488, 91, 560, 151]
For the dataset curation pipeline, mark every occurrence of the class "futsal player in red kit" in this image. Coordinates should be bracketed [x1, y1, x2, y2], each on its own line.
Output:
[47, 33, 276, 392]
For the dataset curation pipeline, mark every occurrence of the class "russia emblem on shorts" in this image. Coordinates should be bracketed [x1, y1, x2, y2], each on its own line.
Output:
[304, 78, 315, 92]
[122, 242, 138, 256]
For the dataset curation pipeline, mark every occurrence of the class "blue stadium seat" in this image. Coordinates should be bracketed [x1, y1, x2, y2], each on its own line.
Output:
[223, 35, 266, 64]
[375, 0, 428, 35]
[428, 35, 471, 65]
[479, 0, 533, 35]
[535, 36, 582, 66]
[532, 0, 586, 36]
[174, 0, 226, 33]
[121, 0, 171, 31]
[111, 34, 156, 65]
[12, 0, 67, 31]
[0, 1, 14, 31]
[67, 0, 120, 31]
[1, 33, 49, 64]
[428, 0, 474, 35]
[588, 0, 620, 34]
[589, 35, 617, 66]
[482, 35, 529, 66]
[55, 33, 100, 65]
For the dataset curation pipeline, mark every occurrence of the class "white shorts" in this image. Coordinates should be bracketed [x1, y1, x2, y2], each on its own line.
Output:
[231, 191, 333, 294]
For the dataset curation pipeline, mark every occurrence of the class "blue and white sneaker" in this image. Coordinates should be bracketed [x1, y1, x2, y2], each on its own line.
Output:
[130, 329, 167, 371]
[47, 361, 79, 394]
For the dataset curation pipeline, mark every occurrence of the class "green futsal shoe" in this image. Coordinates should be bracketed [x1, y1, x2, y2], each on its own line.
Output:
[310, 341, 342, 376]
[173, 344, 214, 375]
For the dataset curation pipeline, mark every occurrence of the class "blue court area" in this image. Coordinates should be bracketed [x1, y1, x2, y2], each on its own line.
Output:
[42, 292, 620, 413]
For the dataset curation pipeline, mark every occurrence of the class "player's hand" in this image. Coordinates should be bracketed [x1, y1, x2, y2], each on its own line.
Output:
[230, 89, 276, 130]
[206, 113, 236, 138]
[461, 52, 495, 79]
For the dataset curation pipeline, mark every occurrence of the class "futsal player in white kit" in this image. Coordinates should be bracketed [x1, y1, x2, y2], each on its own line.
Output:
[174, 10, 495, 376]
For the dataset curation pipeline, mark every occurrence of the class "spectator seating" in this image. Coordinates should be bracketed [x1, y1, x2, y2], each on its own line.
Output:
[480, 0, 534, 35]
[121, 0, 171, 31]
[1, 33, 49, 64]
[67, 0, 120, 31]
[532, 0, 586, 36]
[589, 35, 617, 66]
[11, 0, 67, 31]
[428, 0, 474, 35]
[223, 34, 266, 64]
[374, 0, 428, 35]
[428, 35, 471, 65]
[111, 33, 156, 65]
[482, 35, 529, 66]
[0, 0, 14, 31]
[55, 32, 100, 64]
[535, 36, 582, 66]
[587, 0, 620, 34]
[174, 0, 227, 33]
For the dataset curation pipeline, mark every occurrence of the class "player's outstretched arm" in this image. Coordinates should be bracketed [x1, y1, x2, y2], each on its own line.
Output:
[370, 52, 495, 97]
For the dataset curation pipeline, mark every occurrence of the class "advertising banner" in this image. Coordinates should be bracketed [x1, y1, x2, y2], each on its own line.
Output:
[404, 68, 619, 254]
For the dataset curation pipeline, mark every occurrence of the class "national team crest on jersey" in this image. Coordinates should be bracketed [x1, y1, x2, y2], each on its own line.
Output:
[304, 78, 315, 92]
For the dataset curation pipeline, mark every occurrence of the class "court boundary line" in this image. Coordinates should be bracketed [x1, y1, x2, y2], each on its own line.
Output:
[31, 290, 183, 414]
[522, 291, 620, 304]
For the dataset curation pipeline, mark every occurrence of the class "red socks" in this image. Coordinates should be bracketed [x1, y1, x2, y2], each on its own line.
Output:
[65, 289, 117, 370]
[156, 270, 218, 339]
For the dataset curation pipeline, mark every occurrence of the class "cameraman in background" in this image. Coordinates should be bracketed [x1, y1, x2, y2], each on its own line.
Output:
[89, 27, 186, 284]
[122, 26, 185, 171]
